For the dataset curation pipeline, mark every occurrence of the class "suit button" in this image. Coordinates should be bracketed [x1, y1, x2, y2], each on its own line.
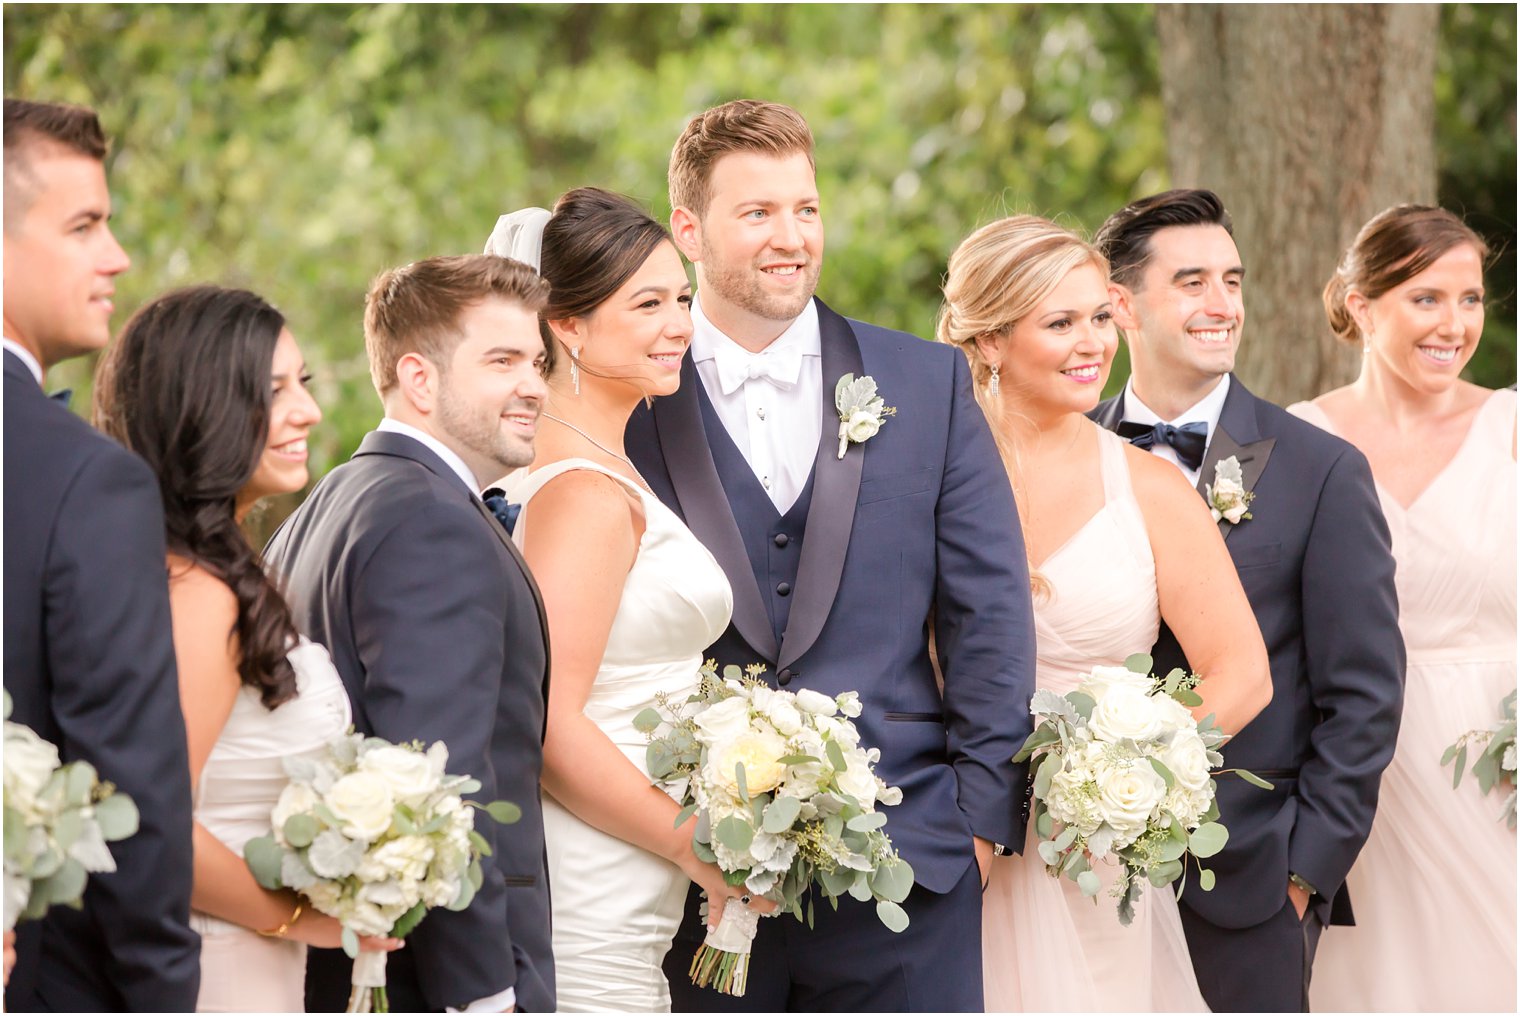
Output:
[778, 668, 794, 686]
[773, 533, 790, 548]
[776, 582, 791, 596]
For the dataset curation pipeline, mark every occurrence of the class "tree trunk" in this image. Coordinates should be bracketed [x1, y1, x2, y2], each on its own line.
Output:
[1156, 3, 1438, 405]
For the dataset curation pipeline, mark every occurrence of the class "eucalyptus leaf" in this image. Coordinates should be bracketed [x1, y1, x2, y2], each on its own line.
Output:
[868, 857, 915, 903]
[691, 836, 717, 863]
[763, 796, 802, 833]
[486, 800, 522, 825]
[1187, 822, 1229, 858]
[1033, 752, 1062, 799]
[845, 811, 887, 832]
[283, 813, 319, 848]
[673, 803, 698, 829]
[875, 899, 910, 933]
[1149, 757, 1176, 790]
[778, 754, 819, 766]
[468, 829, 493, 858]
[848, 871, 873, 901]
[391, 901, 428, 939]
[1125, 652, 1154, 674]
[632, 707, 662, 733]
[826, 740, 848, 772]
[65, 762, 97, 807]
[819, 864, 855, 897]
[92, 793, 139, 841]
[1076, 869, 1102, 896]
[1453, 744, 1469, 788]
[342, 926, 360, 959]
[454, 778, 482, 796]
[243, 834, 285, 890]
[1232, 769, 1276, 790]
[1173, 688, 1204, 707]
[735, 763, 750, 803]
[1067, 691, 1096, 721]
[714, 816, 754, 852]
[53, 810, 83, 852]
[38, 858, 87, 907]
[1199, 868, 1217, 891]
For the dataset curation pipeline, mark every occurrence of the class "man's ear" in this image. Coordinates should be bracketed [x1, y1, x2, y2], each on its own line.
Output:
[1109, 282, 1139, 332]
[394, 351, 439, 415]
[670, 206, 703, 263]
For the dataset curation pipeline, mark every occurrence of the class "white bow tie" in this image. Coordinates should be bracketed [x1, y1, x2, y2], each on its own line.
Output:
[714, 345, 803, 395]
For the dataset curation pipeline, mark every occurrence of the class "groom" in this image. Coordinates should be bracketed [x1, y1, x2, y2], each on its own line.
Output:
[265, 255, 556, 1012]
[627, 99, 1037, 1012]
[1090, 189, 1405, 1011]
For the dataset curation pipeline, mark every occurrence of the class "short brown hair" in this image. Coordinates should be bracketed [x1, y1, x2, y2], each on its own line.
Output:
[364, 254, 551, 395]
[1094, 189, 1233, 289]
[1324, 205, 1489, 344]
[3, 98, 109, 221]
[668, 99, 815, 217]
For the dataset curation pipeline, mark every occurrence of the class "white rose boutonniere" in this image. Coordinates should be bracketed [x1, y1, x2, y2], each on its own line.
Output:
[1206, 455, 1255, 524]
[834, 373, 896, 459]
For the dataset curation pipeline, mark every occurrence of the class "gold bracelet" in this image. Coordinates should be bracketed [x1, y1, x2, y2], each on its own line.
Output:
[257, 900, 303, 938]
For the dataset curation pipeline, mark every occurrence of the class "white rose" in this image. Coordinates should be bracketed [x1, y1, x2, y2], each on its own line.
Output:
[359, 745, 440, 807]
[324, 771, 395, 841]
[1223, 503, 1248, 524]
[709, 730, 789, 795]
[835, 752, 882, 806]
[3, 723, 60, 812]
[367, 835, 435, 883]
[1158, 730, 1211, 793]
[835, 691, 863, 719]
[764, 700, 804, 736]
[845, 410, 882, 443]
[344, 900, 395, 937]
[1086, 683, 1166, 745]
[424, 875, 460, 908]
[1078, 665, 1153, 702]
[1094, 757, 1167, 844]
[300, 880, 343, 916]
[271, 782, 320, 844]
[794, 689, 838, 716]
[817, 715, 860, 749]
[693, 697, 753, 744]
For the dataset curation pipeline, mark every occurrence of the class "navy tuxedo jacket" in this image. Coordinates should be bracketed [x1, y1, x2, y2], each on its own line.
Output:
[3, 350, 201, 1011]
[627, 299, 1038, 892]
[264, 430, 554, 1012]
[1093, 376, 1405, 928]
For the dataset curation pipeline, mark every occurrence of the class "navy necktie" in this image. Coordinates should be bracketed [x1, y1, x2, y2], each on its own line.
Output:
[481, 488, 520, 536]
[1116, 419, 1208, 472]
[48, 388, 73, 409]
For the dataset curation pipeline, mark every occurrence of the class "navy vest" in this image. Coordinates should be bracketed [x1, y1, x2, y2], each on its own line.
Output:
[698, 388, 816, 648]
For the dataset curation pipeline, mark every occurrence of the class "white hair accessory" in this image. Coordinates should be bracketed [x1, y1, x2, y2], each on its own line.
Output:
[484, 207, 552, 273]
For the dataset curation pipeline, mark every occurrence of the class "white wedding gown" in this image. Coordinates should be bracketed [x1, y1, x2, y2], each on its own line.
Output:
[506, 459, 733, 1013]
[193, 638, 352, 1013]
[982, 425, 1208, 1012]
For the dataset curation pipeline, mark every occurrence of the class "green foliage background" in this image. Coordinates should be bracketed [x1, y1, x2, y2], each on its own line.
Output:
[6, 3, 1515, 523]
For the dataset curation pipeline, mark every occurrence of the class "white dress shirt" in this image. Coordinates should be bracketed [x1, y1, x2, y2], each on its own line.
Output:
[375, 416, 511, 1013]
[2, 337, 43, 386]
[1120, 374, 1232, 488]
[690, 295, 822, 514]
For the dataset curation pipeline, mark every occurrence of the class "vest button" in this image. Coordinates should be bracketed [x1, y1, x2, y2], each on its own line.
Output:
[776, 582, 791, 596]
[773, 533, 790, 548]
[778, 668, 794, 686]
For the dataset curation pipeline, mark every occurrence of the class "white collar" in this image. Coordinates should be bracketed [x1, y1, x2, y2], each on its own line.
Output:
[1123, 374, 1231, 430]
[690, 295, 820, 370]
[2, 338, 43, 386]
[376, 417, 483, 498]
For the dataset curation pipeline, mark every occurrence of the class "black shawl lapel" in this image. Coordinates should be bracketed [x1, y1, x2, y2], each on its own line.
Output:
[651, 358, 780, 662]
[1196, 376, 1276, 539]
[779, 299, 865, 672]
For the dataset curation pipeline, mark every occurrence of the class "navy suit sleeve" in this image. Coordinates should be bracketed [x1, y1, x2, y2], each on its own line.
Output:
[931, 352, 1038, 849]
[45, 445, 200, 1010]
[349, 502, 515, 1010]
[1290, 445, 1405, 898]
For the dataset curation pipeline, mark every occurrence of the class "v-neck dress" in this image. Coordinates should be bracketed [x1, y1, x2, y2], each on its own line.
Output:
[981, 425, 1208, 1012]
[1289, 390, 1516, 1012]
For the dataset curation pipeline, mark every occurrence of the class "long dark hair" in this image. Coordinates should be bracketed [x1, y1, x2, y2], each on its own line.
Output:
[95, 285, 300, 708]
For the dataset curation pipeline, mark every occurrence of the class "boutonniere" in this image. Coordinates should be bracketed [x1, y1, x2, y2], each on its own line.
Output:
[1206, 456, 1256, 524]
[834, 373, 896, 459]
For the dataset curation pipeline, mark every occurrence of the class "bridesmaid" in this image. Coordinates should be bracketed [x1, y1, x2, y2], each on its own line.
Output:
[94, 287, 399, 1012]
[1289, 205, 1517, 1012]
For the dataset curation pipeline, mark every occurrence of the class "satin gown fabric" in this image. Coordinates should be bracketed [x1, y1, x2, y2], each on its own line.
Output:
[981, 426, 1208, 1012]
[1291, 391, 1517, 1012]
[192, 639, 352, 1013]
[506, 459, 733, 1012]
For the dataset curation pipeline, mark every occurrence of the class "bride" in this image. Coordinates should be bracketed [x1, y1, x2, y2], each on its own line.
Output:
[936, 216, 1271, 1011]
[485, 189, 771, 1012]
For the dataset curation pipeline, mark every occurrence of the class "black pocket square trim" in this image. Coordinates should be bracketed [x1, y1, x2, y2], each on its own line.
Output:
[883, 710, 944, 722]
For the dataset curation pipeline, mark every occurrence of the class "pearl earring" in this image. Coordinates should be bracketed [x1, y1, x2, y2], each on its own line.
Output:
[988, 364, 1001, 397]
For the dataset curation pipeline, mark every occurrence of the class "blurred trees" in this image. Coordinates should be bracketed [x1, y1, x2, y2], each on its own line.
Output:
[4, 4, 1513, 534]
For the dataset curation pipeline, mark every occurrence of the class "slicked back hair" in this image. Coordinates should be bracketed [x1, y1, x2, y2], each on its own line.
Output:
[668, 99, 815, 218]
[1094, 189, 1234, 289]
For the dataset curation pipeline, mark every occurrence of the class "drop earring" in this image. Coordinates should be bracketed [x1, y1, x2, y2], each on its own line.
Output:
[988, 364, 1001, 397]
[570, 346, 581, 396]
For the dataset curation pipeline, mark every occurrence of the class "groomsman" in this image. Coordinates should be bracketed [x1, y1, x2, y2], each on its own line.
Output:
[3, 98, 201, 1009]
[627, 99, 1037, 1012]
[1091, 189, 1405, 1011]
[264, 255, 556, 1012]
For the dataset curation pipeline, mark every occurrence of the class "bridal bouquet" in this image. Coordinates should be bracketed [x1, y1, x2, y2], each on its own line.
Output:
[1013, 654, 1269, 925]
[636, 662, 914, 997]
[1441, 690, 1517, 829]
[3, 692, 139, 931]
[243, 731, 519, 1013]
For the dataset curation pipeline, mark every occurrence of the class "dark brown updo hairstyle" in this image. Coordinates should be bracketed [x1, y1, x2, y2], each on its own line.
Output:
[537, 187, 674, 381]
[1324, 205, 1490, 344]
[95, 286, 302, 708]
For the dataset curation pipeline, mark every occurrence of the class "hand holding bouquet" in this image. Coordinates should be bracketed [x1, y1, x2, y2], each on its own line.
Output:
[636, 662, 914, 996]
[243, 731, 519, 1012]
[3, 693, 139, 931]
[1013, 654, 1270, 924]
[1442, 690, 1517, 828]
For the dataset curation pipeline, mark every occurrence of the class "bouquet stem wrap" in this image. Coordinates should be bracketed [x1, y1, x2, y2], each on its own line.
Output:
[345, 950, 389, 1012]
[690, 899, 761, 997]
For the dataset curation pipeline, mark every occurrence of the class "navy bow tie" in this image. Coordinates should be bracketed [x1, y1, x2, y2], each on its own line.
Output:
[482, 488, 520, 536]
[1116, 419, 1208, 472]
[48, 388, 73, 409]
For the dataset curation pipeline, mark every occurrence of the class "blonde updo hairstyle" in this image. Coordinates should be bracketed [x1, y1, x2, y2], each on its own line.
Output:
[936, 215, 1108, 597]
[1324, 204, 1489, 344]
